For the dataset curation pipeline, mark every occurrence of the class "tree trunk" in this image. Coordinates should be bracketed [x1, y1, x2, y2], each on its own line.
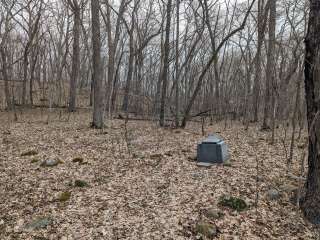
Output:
[22, 52, 28, 105]
[68, 7, 81, 112]
[262, 0, 276, 130]
[159, 0, 173, 127]
[122, 30, 135, 112]
[174, 0, 180, 128]
[91, 0, 104, 128]
[252, 0, 266, 122]
[180, 0, 255, 128]
[29, 49, 39, 106]
[0, 48, 13, 110]
[301, 0, 320, 224]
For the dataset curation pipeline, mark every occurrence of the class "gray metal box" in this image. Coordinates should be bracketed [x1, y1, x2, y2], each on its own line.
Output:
[197, 135, 229, 165]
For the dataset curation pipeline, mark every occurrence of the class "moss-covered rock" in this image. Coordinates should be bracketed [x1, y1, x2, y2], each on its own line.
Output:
[58, 192, 71, 202]
[72, 157, 84, 164]
[21, 150, 38, 157]
[219, 195, 248, 212]
[223, 160, 232, 167]
[74, 180, 88, 188]
[195, 222, 218, 238]
[31, 158, 39, 163]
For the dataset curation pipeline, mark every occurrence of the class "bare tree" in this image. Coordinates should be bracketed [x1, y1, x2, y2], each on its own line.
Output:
[252, 0, 269, 122]
[159, 0, 172, 127]
[301, 0, 320, 224]
[180, 0, 256, 128]
[67, 0, 86, 112]
[91, 0, 104, 128]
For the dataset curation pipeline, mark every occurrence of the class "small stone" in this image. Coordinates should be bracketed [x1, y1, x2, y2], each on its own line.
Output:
[223, 160, 232, 167]
[31, 158, 39, 163]
[267, 188, 281, 201]
[24, 217, 52, 230]
[74, 180, 88, 188]
[192, 173, 204, 180]
[72, 157, 84, 164]
[58, 192, 71, 202]
[204, 208, 224, 220]
[195, 222, 218, 238]
[40, 159, 61, 167]
[188, 155, 197, 161]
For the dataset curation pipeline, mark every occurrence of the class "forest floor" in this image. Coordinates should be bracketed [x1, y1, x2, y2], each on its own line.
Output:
[0, 109, 319, 240]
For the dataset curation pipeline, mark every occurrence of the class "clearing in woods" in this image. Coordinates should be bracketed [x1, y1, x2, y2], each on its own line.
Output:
[0, 109, 317, 239]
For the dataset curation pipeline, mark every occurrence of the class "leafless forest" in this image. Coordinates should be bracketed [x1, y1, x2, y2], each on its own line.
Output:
[1, 0, 320, 239]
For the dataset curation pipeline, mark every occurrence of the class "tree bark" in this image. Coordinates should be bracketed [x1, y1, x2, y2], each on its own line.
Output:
[261, 0, 276, 130]
[122, 24, 135, 112]
[91, 0, 104, 128]
[301, 0, 320, 225]
[0, 48, 13, 110]
[68, 6, 81, 112]
[29, 48, 39, 106]
[252, 0, 266, 122]
[159, 0, 173, 127]
[174, 0, 180, 128]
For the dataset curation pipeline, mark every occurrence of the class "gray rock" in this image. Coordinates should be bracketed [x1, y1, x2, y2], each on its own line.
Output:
[25, 217, 52, 230]
[192, 173, 204, 180]
[267, 188, 281, 201]
[40, 159, 61, 167]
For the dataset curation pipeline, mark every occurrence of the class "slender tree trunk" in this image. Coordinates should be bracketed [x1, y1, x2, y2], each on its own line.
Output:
[68, 7, 81, 112]
[252, 0, 265, 122]
[153, 29, 164, 116]
[29, 49, 38, 106]
[159, 0, 173, 127]
[105, 5, 115, 112]
[91, 0, 104, 128]
[301, 0, 320, 224]
[262, 0, 276, 130]
[122, 30, 135, 112]
[0, 48, 13, 110]
[174, 0, 180, 128]
[111, 51, 123, 112]
[22, 52, 28, 105]
[288, 71, 302, 165]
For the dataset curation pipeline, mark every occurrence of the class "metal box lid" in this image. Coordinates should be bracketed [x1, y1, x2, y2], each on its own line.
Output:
[202, 135, 223, 144]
